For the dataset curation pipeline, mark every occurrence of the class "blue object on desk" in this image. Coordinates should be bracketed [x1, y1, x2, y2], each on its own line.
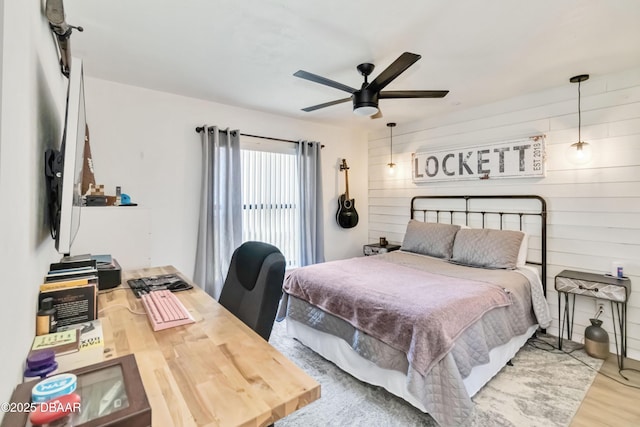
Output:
[32, 373, 77, 403]
[121, 193, 131, 204]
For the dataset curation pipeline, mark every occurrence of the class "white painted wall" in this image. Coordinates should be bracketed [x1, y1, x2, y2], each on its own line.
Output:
[0, 0, 68, 409]
[368, 68, 640, 359]
[80, 77, 369, 278]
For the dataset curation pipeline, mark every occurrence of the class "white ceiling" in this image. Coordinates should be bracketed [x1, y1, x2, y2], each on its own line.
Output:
[65, 0, 640, 131]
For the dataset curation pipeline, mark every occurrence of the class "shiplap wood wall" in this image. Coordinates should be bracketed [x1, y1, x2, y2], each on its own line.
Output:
[367, 68, 640, 359]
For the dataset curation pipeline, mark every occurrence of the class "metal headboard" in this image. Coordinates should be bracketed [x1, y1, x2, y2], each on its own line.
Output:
[410, 195, 547, 295]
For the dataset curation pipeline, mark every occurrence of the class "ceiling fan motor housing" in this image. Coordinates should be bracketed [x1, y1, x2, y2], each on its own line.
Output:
[353, 90, 378, 110]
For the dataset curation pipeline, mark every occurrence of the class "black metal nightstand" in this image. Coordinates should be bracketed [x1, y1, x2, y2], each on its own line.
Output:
[555, 269, 630, 369]
[363, 243, 401, 256]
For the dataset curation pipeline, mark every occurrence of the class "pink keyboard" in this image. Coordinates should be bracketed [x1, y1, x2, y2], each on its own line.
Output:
[140, 290, 195, 331]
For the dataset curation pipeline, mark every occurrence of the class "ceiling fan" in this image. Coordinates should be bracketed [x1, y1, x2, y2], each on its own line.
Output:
[294, 52, 448, 118]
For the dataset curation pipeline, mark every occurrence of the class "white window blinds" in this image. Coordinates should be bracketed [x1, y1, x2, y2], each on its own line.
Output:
[241, 148, 299, 268]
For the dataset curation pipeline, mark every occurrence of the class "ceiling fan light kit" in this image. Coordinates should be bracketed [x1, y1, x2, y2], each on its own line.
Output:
[294, 52, 448, 118]
[354, 105, 379, 116]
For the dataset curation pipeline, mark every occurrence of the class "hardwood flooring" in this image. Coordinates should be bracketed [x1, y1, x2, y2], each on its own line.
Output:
[571, 355, 640, 427]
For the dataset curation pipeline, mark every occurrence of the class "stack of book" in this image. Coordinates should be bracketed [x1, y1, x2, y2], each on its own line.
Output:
[28, 319, 105, 373]
[55, 319, 105, 372]
[39, 259, 99, 328]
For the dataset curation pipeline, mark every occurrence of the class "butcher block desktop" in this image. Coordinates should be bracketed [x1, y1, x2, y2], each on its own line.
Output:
[100, 266, 320, 427]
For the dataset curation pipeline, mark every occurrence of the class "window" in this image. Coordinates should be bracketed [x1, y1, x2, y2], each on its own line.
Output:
[241, 146, 299, 268]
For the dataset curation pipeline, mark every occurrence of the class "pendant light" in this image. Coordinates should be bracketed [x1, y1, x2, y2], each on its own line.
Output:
[569, 74, 592, 164]
[387, 122, 396, 174]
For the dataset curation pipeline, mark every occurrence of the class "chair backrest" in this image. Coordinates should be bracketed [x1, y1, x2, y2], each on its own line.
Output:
[218, 241, 286, 341]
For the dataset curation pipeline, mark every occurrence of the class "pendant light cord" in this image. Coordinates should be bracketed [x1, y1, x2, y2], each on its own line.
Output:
[386, 122, 396, 167]
[389, 126, 393, 163]
[578, 80, 582, 142]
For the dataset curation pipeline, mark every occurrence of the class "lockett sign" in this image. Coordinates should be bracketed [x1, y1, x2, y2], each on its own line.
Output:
[411, 136, 545, 183]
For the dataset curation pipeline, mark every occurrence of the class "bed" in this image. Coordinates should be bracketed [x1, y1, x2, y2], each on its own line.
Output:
[277, 195, 551, 426]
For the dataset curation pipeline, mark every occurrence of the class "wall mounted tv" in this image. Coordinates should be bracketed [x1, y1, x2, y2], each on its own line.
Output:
[45, 57, 87, 255]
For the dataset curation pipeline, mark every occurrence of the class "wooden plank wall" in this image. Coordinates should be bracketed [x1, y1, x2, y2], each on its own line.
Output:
[367, 68, 640, 359]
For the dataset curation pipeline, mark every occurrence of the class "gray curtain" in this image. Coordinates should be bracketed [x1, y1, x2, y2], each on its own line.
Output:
[297, 141, 325, 265]
[194, 126, 242, 298]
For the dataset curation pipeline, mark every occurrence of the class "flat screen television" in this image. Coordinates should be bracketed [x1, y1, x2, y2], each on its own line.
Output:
[45, 57, 87, 255]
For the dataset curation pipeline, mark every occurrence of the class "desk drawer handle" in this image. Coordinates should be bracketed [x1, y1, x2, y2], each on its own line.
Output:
[578, 284, 599, 292]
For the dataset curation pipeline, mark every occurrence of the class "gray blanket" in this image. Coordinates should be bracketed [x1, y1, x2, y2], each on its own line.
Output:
[283, 254, 514, 375]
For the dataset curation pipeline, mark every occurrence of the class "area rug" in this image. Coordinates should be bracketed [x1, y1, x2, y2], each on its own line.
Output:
[269, 320, 602, 427]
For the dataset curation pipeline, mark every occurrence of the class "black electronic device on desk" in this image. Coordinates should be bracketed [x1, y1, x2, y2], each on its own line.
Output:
[127, 274, 193, 298]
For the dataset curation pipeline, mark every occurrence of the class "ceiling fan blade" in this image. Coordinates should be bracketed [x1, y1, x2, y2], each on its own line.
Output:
[370, 110, 383, 120]
[379, 90, 449, 99]
[294, 70, 357, 94]
[301, 97, 351, 112]
[367, 52, 421, 92]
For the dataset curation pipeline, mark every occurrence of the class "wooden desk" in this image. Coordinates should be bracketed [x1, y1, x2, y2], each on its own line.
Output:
[99, 266, 320, 427]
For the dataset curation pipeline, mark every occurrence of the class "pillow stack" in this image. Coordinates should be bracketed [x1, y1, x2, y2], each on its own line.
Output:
[400, 220, 526, 270]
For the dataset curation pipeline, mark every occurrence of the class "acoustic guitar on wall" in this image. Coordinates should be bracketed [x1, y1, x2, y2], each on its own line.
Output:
[336, 159, 359, 228]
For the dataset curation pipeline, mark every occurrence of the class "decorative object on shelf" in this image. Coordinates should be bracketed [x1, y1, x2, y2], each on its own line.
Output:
[568, 74, 592, 165]
[336, 159, 359, 228]
[86, 183, 109, 206]
[386, 122, 396, 174]
[81, 125, 96, 195]
[584, 317, 609, 359]
[379, 237, 388, 247]
[412, 135, 545, 182]
[609, 261, 625, 278]
[87, 183, 105, 195]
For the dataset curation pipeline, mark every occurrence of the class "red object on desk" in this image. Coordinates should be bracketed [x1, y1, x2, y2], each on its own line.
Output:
[29, 392, 81, 425]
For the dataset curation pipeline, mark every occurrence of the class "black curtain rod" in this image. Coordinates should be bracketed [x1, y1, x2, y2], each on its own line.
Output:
[195, 126, 324, 148]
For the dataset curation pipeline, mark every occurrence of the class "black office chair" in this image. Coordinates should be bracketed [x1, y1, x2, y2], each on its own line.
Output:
[218, 241, 286, 341]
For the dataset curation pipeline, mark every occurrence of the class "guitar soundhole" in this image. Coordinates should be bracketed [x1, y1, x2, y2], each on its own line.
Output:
[343, 200, 352, 209]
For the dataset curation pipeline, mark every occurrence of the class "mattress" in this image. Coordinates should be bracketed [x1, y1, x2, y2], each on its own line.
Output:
[278, 251, 551, 426]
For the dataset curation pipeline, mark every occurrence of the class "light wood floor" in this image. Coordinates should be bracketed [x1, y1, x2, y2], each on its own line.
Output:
[571, 355, 640, 426]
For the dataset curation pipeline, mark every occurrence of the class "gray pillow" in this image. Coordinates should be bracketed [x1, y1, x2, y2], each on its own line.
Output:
[400, 220, 461, 259]
[451, 228, 524, 269]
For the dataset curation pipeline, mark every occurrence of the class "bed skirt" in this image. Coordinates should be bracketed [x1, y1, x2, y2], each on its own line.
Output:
[286, 318, 538, 412]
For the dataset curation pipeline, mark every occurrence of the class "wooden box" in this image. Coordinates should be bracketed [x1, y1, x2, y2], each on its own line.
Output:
[1, 354, 151, 427]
